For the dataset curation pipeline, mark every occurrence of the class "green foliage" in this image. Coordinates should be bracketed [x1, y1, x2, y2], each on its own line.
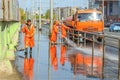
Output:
[35, 14, 39, 20]
[35, 14, 46, 20]
[20, 8, 27, 21]
[53, 13, 56, 20]
[45, 9, 50, 19]
[45, 9, 56, 20]
[41, 14, 46, 18]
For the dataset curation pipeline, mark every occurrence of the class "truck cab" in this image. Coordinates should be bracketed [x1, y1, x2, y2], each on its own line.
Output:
[73, 9, 104, 33]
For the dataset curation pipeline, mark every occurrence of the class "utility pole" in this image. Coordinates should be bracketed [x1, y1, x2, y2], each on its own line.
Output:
[50, 0, 54, 35]
[33, 0, 35, 25]
[39, 0, 42, 30]
[26, 8, 27, 21]
[32, 0, 34, 23]
[102, 0, 104, 19]
[48, 1, 54, 80]
[58, 8, 60, 20]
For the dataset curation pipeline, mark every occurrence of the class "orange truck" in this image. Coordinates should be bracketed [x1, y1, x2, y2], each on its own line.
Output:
[64, 9, 104, 41]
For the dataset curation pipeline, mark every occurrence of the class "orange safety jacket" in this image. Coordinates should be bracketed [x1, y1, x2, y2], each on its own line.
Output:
[50, 24, 59, 42]
[22, 24, 35, 48]
[61, 24, 69, 38]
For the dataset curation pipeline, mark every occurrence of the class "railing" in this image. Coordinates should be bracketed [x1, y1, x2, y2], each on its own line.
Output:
[66, 28, 120, 80]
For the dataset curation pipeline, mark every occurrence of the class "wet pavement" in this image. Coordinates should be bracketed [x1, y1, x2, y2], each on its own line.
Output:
[15, 25, 119, 80]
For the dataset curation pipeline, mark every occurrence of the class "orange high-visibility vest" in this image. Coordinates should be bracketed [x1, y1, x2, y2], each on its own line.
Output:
[22, 24, 35, 48]
[50, 25, 59, 42]
[61, 24, 69, 38]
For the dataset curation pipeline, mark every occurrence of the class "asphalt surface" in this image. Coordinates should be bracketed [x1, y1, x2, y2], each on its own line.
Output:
[104, 28, 120, 38]
[104, 28, 120, 48]
[15, 26, 119, 80]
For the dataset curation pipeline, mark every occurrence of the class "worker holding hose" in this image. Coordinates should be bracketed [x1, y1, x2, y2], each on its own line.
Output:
[61, 22, 69, 41]
[50, 21, 60, 44]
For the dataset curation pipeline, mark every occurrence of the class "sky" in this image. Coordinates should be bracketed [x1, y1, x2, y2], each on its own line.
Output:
[19, 0, 88, 14]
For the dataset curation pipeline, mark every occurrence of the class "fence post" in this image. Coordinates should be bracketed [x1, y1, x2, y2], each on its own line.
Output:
[102, 36, 105, 79]
[84, 33, 86, 47]
[77, 31, 79, 46]
[67, 30, 69, 48]
[118, 40, 120, 80]
[72, 29, 74, 43]
[91, 35, 95, 75]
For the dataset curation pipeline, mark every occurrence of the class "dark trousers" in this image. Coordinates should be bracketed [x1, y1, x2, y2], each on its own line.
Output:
[25, 47, 32, 58]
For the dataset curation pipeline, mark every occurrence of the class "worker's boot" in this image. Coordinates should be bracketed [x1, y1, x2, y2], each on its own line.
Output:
[24, 48, 28, 58]
[30, 48, 32, 58]
[30, 52, 32, 58]
[24, 52, 28, 58]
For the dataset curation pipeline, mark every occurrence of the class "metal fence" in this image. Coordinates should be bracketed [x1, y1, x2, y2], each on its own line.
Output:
[66, 28, 120, 80]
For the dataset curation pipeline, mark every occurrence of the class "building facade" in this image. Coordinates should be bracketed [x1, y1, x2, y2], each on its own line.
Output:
[54, 7, 76, 21]
[95, 0, 120, 22]
[0, 0, 20, 21]
[0, 0, 20, 74]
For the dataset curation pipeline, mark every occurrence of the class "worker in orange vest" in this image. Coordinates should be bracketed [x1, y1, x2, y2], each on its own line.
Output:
[22, 19, 35, 58]
[61, 22, 69, 41]
[50, 21, 59, 44]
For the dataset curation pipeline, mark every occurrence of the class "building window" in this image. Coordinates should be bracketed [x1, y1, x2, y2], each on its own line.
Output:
[109, 2, 113, 13]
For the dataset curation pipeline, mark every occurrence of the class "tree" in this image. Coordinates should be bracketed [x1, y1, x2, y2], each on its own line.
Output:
[45, 9, 56, 20]
[41, 14, 46, 18]
[20, 8, 27, 21]
[35, 14, 39, 20]
[53, 13, 56, 20]
[45, 9, 50, 19]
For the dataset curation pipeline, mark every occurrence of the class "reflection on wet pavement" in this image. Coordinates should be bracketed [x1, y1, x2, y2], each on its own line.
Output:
[50, 45, 58, 70]
[15, 26, 118, 80]
[68, 50, 103, 78]
[24, 58, 34, 80]
[60, 45, 67, 66]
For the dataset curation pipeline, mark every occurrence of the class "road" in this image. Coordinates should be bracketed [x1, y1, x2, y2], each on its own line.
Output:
[103, 28, 120, 48]
[15, 25, 119, 80]
[104, 28, 120, 38]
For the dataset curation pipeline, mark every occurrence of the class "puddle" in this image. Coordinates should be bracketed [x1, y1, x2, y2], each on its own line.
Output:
[15, 26, 118, 80]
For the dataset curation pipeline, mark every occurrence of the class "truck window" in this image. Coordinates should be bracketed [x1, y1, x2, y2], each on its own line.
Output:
[78, 12, 102, 21]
